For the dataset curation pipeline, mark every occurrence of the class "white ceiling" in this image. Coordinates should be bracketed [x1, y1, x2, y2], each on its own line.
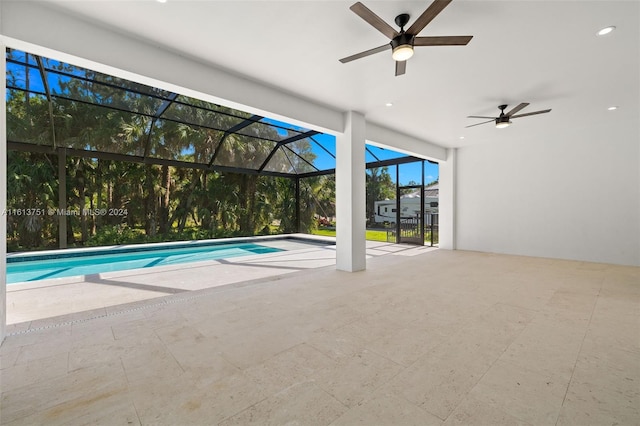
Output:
[29, 1, 640, 149]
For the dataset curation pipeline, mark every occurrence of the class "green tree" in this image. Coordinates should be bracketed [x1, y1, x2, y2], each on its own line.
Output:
[366, 167, 395, 225]
[6, 49, 339, 251]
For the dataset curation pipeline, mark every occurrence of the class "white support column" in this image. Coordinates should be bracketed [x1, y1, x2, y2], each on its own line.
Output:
[438, 148, 457, 250]
[335, 111, 366, 272]
[1, 38, 7, 344]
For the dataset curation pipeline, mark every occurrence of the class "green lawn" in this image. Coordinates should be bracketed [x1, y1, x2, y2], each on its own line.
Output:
[311, 228, 388, 242]
[311, 228, 438, 244]
[311, 229, 337, 238]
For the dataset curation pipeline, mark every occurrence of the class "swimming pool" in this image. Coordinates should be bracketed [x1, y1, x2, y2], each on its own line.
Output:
[7, 242, 284, 284]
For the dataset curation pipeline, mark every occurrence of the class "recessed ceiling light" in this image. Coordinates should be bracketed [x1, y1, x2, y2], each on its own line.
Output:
[459, 136, 465, 140]
[597, 26, 616, 36]
[385, 102, 393, 107]
[157, 0, 167, 3]
[608, 106, 618, 111]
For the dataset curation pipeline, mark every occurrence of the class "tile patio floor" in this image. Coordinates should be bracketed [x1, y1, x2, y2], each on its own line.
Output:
[1, 246, 638, 425]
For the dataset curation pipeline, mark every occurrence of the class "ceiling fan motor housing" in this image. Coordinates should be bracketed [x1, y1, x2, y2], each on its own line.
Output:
[391, 33, 415, 49]
[495, 116, 511, 127]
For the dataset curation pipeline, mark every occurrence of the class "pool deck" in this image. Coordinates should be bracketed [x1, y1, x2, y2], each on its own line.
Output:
[6, 235, 438, 330]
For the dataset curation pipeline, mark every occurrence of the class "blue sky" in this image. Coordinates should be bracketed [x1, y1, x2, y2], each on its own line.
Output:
[262, 117, 439, 184]
[8, 49, 438, 185]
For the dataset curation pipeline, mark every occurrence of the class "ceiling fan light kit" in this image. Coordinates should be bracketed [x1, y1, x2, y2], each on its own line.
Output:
[339, 0, 473, 76]
[391, 35, 415, 61]
[495, 117, 511, 129]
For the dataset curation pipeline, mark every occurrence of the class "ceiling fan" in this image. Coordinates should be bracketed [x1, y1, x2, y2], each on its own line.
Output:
[466, 103, 552, 129]
[339, 0, 473, 76]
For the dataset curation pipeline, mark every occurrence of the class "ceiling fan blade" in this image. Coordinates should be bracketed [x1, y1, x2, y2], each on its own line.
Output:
[339, 44, 391, 63]
[505, 102, 529, 117]
[467, 115, 496, 119]
[414, 36, 473, 46]
[406, 0, 453, 35]
[395, 60, 407, 76]
[350, 2, 398, 39]
[511, 109, 552, 118]
[466, 120, 494, 128]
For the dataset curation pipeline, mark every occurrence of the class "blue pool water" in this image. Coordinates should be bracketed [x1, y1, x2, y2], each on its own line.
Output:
[7, 242, 283, 284]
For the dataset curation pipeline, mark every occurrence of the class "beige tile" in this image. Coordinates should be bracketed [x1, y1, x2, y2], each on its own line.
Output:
[556, 345, 640, 425]
[287, 301, 364, 332]
[4, 391, 139, 426]
[176, 296, 239, 323]
[469, 360, 568, 425]
[244, 343, 335, 392]
[212, 300, 292, 328]
[443, 395, 533, 426]
[70, 321, 115, 343]
[365, 323, 448, 367]
[190, 300, 295, 341]
[306, 327, 370, 360]
[0, 346, 21, 370]
[556, 387, 639, 426]
[414, 308, 476, 336]
[535, 305, 592, 329]
[574, 335, 640, 382]
[601, 268, 640, 294]
[0, 326, 72, 353]
[592, 292, 640, 319]
[388, 346, 494, 420]
[493, 282, 557, 312]
[332, 312, 406, 344]
[13, 336, 73, 366]
[546, 289, 598, 316]
[165, 337, 241, 387]
[110, 315, 172, 341]
[585, 315, 640, 353]
[330, 389, 443, 425]
[313, 349, 403, 407]
[153, 322, 205, 345]
[369, 294, 444, 324]
[1, 249, 638, 426]
[119, 339, 185, 386]
[67, 340, 125, 372]
[1, 351, 69, 392]
[336, 291, 397, 317]
[220, 381, 347, 425]
[131, 371, 272, 425]
[499, 317, 585, 381]
[431, 303, 535, 358]
[1, 361, 127, 424]
[215, 321, 309, 369]
[125, 375, 193, 424]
